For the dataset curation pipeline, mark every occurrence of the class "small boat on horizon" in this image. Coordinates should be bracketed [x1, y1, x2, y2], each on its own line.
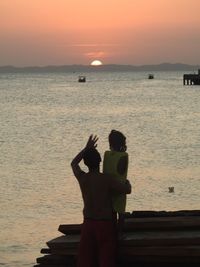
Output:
[78, 76, 86, 82]
[148, 74, 154, 79]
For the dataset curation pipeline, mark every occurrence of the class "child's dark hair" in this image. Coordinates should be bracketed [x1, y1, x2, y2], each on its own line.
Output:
[83, 148, 101, 169]
[108, 130, 127, 152]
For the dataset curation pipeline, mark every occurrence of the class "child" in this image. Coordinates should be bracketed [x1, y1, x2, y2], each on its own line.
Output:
[103, 130, 129, 230]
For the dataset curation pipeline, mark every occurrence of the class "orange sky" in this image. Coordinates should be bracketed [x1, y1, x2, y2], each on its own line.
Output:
[0, 0, 200, 66]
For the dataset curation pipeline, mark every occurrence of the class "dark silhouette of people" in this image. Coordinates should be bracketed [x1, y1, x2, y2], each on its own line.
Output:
[71, 135, 131, 267]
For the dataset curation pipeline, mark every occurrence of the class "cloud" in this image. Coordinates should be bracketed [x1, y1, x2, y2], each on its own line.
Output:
[67, 43, 120, 47]
[84, 51, 108, 59]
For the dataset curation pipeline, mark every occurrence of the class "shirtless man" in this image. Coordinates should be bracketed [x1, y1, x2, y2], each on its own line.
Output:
[71, 135, 131, 267]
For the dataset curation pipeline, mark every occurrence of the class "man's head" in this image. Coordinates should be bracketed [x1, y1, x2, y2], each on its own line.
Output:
[109, 130, 127, 152]
[83, 148, 101, 170]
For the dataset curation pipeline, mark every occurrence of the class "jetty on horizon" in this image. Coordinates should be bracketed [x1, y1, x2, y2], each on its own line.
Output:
[183, 69, 200, 85]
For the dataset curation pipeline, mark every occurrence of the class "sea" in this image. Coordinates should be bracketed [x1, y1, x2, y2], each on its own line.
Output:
[0, 71, 200, 266]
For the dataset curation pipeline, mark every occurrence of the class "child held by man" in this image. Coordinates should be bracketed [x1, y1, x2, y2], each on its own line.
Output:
[103, 130, 129, 230]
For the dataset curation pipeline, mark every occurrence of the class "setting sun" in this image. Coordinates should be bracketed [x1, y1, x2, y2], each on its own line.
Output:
[90, 60, 103, 66]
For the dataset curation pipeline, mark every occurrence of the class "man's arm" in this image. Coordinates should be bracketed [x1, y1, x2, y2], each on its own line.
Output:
[71, 135, 98, 178]
[71, 148, 86, 178]
[110, 176, 132, 194]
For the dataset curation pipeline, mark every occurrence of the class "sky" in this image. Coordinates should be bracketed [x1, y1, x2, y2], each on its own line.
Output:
[0, 0, 200, 66]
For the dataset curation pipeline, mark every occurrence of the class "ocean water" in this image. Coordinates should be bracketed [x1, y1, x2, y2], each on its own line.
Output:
[0, 71, 200, 266]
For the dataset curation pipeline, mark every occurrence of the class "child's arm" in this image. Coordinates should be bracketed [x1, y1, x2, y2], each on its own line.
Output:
[117, 154, 128, 175]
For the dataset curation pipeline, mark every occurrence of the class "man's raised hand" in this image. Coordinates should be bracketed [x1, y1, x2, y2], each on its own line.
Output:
[85, 135, 98, 150]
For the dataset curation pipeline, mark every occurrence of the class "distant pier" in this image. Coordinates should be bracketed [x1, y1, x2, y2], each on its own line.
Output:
[183, 69, 200, 85]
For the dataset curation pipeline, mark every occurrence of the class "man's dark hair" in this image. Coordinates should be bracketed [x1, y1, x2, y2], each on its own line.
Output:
[83, 148, 101, 169]
[109, 130, 126, 152]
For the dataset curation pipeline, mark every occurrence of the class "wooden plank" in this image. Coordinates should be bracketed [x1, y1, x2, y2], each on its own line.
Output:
[58, 224, 81, 235]
[120, 230, 200, 246]
[121, 230, 200, 240]
[45, 244, 200, 261]
[119, 255, 200, 264]
[125, 216, 200, 223]
[35, 266, 71, 267]
[58, 216, 200, 235]
[40, 248, 51, 254]
[37, 253, 200, 266]
[37, 255, 75, 265]
[119, 246, 200, 256]
[47, 231, 200, 250]
[124, 216, 200, 231]
[128, 210, 200, 218]
[47, 235, 79, 249]
[42, 244, 200, 257]
[36, 211, 200, 267]
[47, 234, 200, 249]
[34, 262, 200, 267]
[120, 239, 200, 249]
[34, 265, 71, 267]
[50, 247, 78, 256]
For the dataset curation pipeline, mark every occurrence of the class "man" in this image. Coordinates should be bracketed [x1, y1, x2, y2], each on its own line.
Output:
[71, 135, 132, 267]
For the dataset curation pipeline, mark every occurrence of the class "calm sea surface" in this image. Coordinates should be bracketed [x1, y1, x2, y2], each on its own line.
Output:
[0, 71, 200, 266]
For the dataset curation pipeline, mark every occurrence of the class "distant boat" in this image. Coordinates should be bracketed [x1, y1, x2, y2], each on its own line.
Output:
[78, 76, 86, 82]
[148, 74, 154, 79]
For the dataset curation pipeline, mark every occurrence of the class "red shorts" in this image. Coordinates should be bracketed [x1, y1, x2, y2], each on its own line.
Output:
[77, 218, 117, 267]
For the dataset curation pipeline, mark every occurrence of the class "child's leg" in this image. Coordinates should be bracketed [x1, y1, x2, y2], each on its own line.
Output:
[117, 213, 125, 235]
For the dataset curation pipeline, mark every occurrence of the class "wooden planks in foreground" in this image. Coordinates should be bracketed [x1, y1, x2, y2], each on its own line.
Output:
[34, 210, 200, 267]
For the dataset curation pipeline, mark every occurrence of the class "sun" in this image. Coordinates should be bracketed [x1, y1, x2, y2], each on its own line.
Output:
[90, 60, 103, 66]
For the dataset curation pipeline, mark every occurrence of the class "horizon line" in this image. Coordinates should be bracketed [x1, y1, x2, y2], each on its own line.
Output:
[0, 62, 200, 68]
